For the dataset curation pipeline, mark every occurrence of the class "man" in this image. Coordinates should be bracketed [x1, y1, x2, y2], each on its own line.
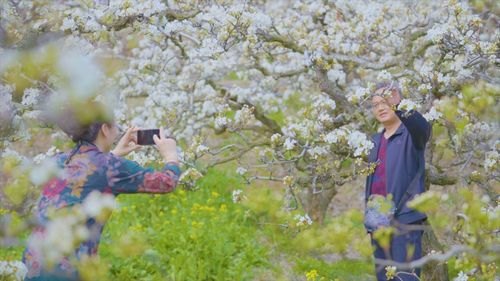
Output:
[365, 81, 431, 280]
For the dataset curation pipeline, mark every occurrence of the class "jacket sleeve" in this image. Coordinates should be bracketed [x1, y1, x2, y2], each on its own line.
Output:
[105, 154, 181, 194]
[395, 110, 431, 150]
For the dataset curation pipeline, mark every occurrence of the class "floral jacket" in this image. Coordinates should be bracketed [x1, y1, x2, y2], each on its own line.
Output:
[22, 142, 181, 280]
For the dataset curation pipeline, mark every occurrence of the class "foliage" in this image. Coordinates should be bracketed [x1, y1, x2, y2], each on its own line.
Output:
[98, 169, 268, 281]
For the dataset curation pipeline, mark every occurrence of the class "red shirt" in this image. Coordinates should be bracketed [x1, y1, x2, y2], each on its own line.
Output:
[371, 136, 388, 196]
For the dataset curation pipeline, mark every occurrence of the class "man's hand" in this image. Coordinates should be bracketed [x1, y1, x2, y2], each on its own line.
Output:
[375, 86, 401, 111]
[112, 126, 141, 157]
[386, 88, 401, 108]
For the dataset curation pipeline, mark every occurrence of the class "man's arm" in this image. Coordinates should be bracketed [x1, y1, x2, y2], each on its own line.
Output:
[395, 110, 431, 150]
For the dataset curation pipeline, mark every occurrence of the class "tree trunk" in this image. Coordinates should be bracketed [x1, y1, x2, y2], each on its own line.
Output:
[299, 185, 337, 224]
[422, 146, 450, 281]
[422, 225, 450, 281]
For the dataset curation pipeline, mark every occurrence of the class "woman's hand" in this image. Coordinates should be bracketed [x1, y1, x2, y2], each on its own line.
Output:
[111, 126, 141, 157]
[153, 128, 179, 164]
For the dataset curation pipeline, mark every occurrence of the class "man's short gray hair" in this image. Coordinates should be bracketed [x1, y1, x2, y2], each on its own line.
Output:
[372, 80, 402, 98]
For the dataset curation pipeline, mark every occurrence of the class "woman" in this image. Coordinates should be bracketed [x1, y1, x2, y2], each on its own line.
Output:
[22, 111, 181, 280]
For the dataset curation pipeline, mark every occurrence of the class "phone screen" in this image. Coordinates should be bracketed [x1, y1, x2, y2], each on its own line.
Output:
[137, 129, 160, 145]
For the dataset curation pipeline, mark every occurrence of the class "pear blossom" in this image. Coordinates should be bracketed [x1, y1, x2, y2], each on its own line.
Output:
[294, 214, 313, 226]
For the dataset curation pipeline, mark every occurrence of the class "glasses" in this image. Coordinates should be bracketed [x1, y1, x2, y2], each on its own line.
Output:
[370, 100, 390, 110]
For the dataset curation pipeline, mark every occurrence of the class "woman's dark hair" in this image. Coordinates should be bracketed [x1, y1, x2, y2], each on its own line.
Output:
[45, 100, 114, 143]
[70, 122, 105, 143]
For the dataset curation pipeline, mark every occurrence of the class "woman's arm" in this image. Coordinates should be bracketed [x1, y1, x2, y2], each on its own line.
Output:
[106, 155, 181, 194]
[105, 127, 181, 194]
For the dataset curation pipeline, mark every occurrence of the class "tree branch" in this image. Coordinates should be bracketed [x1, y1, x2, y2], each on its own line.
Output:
[375, 244, 498, 270]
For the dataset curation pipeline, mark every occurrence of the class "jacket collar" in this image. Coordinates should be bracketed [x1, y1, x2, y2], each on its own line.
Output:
[381, 123, 406, 140]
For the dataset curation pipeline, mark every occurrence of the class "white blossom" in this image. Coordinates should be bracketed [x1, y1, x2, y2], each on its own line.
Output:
[376, 70, 392, 81]
[0, 261, 27, 281]
[347, 87, 370, 103]
[270, 133, 282, 145]
[324, 129, 347, 144]
[283, 138, 297, 150]
[307, 145, 329, 158]
[233, 105, 254, 127]
[453, 271, 469, 281]
[347, 131, 374, 157]
[294, 214, 313, 226]
[484, 151, 498, 172]
[163, 21, 186, 34]
[236, 167, 247, 176]
[318, 113, 333, 123]
[21, 88, 41, 107]
[398, 99, 419, 111]
[313, 96, 336, 111]
[195, 144, 209, 154]
[423, 107, 443, 121]
[30, 158, 60, 185]
[82, 191, 117, 218]
[128, 150, 156, 166]
[327, 65, 346, 86]
[232, 189, 245, 203]
[28, 211, 88, 265]
[425, 23, 449, 42]
[214, 116, 229, 130]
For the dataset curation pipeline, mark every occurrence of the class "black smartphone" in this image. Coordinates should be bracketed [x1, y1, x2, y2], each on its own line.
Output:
[137, 129, 160, 145]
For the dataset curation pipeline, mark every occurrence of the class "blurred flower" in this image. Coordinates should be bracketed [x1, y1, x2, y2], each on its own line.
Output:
[214, 116, 229, 130]
[0, 261, 27, 281]
[270, 133, 282, 146]
[232, 189, 245, 203]
[82, 191, 117, 219]
[21, 88, 41, 107]
[236, 167, 247, 176]
[385, 266, 397, 280]
[0, 84, 15, 135]
[295, 214, 313, 227]
[347, 131, 374, 157]
[398, 99, 419, 111]
[30, 158, 61, 186]
[282, 176, 294, 186]
[454, 271, 468, 281]
[195, 144, 209, 154]
[306, 269, 318, 281]
[484, 150, 498, 172]
[283, 138, 297, 151]
[423, 107, 443, 121]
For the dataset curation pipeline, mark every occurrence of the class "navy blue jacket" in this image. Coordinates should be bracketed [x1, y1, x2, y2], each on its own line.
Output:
[365, 110, 431, 225]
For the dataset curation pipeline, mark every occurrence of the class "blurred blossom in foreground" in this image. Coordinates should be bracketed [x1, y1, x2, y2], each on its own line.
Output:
[0, 261, 27, 281]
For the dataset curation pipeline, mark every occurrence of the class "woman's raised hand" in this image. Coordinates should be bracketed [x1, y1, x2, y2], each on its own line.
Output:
[112, 126, 141, 157]
[153, 128, 179, 164]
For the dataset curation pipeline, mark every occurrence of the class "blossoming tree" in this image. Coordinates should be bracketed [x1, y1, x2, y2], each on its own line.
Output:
[1, 0, 498, 280]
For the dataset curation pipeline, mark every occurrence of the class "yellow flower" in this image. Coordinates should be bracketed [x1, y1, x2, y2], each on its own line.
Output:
[306, 269, 318, 281]
[219, 204, 227, 212]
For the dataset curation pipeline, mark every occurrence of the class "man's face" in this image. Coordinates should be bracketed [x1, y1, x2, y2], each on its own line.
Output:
[371, 94, 397, 124]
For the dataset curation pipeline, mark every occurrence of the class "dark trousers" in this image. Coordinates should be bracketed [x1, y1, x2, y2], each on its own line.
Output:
[371, 225, 424, 281]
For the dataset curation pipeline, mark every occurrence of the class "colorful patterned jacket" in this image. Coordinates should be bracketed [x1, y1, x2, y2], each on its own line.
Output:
[23, 141, 181, 280]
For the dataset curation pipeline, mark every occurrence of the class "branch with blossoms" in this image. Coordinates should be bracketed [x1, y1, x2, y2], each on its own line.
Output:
[374, 244, 499, 270]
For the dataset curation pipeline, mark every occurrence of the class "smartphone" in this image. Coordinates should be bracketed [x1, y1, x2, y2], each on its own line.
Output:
[137, 129, 160, 145]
